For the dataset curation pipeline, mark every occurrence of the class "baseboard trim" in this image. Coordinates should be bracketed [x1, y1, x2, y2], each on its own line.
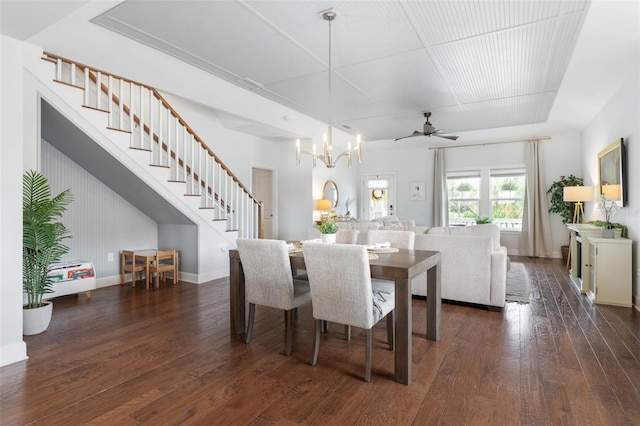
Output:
[0, 341, 28, 367]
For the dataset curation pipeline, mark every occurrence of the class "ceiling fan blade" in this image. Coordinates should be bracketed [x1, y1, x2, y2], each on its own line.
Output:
[394, 131, 423, 141]
[435, 134, 459, 141]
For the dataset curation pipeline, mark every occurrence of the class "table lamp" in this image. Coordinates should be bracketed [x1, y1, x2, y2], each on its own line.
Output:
[316, 199, 332, 221]
[563, 186, 592, 223]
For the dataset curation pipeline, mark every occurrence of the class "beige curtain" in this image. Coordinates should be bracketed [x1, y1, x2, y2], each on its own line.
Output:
[432, 148, 448, 226]
[521, 141, 553, 256]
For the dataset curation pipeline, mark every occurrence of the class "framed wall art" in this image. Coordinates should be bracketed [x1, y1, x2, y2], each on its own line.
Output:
[410, 182, 425, 201]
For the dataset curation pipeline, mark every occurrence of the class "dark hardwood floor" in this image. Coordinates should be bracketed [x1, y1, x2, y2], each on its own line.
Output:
[2, 256, 639, 425]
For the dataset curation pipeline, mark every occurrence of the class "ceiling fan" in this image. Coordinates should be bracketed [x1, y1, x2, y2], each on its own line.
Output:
[394, 112, 459, 141]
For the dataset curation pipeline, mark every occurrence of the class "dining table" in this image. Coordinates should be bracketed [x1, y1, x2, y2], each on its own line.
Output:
[228, 246, 441, 385]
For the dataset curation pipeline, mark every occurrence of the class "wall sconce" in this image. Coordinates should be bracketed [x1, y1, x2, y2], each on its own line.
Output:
[563, 186, 592, 223]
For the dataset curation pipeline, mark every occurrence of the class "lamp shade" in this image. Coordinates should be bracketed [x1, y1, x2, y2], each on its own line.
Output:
[601, 184, 621, 200]
[316, 199, 332, 211]
[563, 186, 592, 202]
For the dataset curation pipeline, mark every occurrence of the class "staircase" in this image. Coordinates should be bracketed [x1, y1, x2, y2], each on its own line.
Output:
[41, 52, 262, 240]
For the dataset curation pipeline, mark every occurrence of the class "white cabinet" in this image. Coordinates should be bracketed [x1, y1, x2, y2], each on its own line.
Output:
[566, 224, 604, 293]
[586, 237, 632, 307]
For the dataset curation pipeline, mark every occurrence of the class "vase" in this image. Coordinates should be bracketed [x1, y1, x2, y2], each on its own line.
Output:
[23, 300, 53, 335]
[321, 233, 336, 244]
[601, 228, 615, 239]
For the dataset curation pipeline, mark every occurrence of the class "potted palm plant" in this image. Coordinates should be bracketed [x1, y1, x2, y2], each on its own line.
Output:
[23, 170, 73, 335]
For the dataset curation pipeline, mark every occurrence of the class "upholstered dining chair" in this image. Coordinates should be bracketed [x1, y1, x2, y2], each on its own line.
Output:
[335, 229, 360, 244]
[120, 250, 146, 288]
[366, 230, 415, 249]
[302, 243, 395, 382]
[236, 238, 312, 356]
[148, 250, 178, 289]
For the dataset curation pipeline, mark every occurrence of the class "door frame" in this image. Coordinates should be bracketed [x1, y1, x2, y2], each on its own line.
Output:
[251, 165, 277, 239]
[361, 172, 397, 219]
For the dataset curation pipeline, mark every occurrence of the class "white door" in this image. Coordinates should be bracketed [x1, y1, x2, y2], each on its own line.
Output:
[362, 173, 396, 220]
[252, 168, 274, 239]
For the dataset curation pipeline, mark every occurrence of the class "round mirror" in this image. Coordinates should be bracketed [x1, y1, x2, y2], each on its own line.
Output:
[322, 181, 339, 209]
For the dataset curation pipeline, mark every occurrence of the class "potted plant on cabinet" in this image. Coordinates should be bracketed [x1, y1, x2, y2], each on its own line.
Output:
[317, 219, 338, 244]
[23, 170, 73, 335]
[547, 174, 583, 265]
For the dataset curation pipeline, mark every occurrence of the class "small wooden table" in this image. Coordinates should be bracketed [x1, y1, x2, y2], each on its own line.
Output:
[229, 247, 441, 385]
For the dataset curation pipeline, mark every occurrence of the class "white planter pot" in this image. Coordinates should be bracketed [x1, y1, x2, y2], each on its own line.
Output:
[23, 301, 53, 335]
[321, 233, 336, 244]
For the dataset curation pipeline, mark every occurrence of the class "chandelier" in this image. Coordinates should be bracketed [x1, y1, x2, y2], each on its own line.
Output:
[296, 10, 362, 168]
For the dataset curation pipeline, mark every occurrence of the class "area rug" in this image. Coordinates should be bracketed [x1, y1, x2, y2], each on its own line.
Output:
[506, 262, 531, 304]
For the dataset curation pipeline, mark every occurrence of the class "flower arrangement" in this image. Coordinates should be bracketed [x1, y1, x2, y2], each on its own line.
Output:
[317, 219, 338, 234]
[599, 194, 618, 228]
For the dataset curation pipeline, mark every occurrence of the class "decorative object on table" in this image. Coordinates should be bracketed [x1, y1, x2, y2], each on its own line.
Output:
[598, 138, 626, 206]
[547, 175, 584, 224]
[410, 182, 425, 201]
[295, 10, 362, 168]
[597, 194, 619, 238]
[23, 170, 73, 335]
[587, 220, 627, 238]
[316, 199, 332, 222]
[317, 219, 339, 243]
[475, 216, 493, 224]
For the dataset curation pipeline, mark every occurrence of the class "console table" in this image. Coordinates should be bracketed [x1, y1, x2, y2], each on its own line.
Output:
[566, 224, 631, 306]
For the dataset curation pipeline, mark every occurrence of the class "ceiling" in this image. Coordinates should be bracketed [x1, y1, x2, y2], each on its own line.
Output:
[2, 1, 639, 145]
[89, 0, 589, 141]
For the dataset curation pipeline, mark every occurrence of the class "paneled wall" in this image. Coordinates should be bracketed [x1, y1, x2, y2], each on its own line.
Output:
[41, 140, 158, 285]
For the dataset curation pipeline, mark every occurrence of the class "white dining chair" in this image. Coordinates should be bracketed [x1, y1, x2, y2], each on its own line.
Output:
[366, 230, 415, 249]
[302, 243, 395, 382]
[335, 229, 360, 244]
[236, 238, 312, 356]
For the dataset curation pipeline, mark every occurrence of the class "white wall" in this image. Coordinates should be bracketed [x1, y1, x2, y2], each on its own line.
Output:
[0, 35, 28, 366]
[581, 71, 639, 308]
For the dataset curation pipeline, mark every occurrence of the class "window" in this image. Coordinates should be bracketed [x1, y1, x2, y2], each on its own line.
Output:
[448, 168, 525, 231]
[448, 172, 481, 223]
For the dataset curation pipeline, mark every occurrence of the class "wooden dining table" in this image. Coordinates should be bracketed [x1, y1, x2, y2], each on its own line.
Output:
[228, 247, 441, 385]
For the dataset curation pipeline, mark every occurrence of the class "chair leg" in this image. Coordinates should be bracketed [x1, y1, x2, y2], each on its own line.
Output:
[285, 309, 295, 357]
[387, 311, 395, 351]
[311, 319, 322, 366]
[344, 325, 351, 341]
[245, 303, 256, 344]
[365, 329, 372, 382]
